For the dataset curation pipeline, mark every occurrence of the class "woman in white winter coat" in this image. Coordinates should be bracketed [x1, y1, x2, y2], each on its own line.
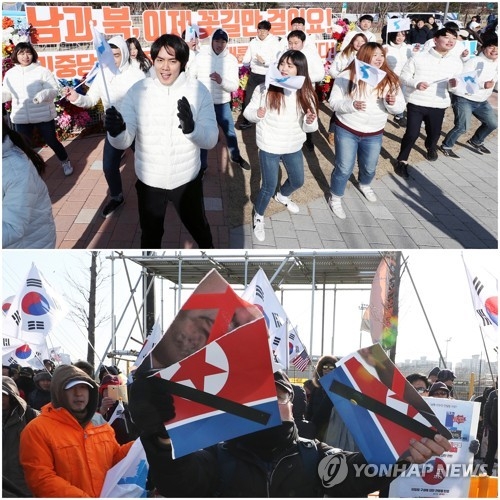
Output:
[243, 50, 319, 242]
[328, 42, 405, 220]
[2, 120, 56, 248]
[2, 42, 73, 176]
[127, 37, 152, 75]
[329, 33, 368, 78]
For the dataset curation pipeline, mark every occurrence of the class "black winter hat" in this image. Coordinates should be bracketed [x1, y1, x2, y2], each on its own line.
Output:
[428, 366, 441, 378]
[429, 381, 450, 396]
[437, 369, 456, 382]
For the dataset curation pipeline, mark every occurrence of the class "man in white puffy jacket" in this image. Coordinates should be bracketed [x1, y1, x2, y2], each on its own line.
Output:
[395, 28, 463, 178]
[287, 30, 325, 150]
[188, 28, 250, 172]
[439, 36, 498, 158]
[105, 34, 218, 249]
[239, 20, 282, 129]
[65, 36, 145, 218]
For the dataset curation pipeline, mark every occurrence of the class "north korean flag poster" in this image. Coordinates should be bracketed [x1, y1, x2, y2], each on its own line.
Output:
[320, 344, 451, 466]
[139, 269, 281, 458]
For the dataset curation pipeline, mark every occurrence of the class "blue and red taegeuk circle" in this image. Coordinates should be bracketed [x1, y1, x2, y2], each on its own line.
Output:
[21, 292, 50, 316]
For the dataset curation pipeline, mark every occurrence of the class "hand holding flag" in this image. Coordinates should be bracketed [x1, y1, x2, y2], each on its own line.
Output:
[320, 344, 451, 466]
[354, 58, 386, 87]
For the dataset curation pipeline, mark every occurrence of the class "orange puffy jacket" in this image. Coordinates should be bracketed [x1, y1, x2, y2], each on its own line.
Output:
[20, 403, 133, 497]
[19, 364, 134, 497]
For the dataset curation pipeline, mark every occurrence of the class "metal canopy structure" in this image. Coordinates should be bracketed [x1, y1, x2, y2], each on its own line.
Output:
[124, 251, 385, 289]
[104, 251, 391, 374]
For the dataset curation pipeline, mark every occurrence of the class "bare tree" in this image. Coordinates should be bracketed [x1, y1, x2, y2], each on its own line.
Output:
[66, 251, 111, 368]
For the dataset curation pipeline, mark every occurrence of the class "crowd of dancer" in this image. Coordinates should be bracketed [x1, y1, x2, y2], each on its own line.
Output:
[2, 12, 498, 247]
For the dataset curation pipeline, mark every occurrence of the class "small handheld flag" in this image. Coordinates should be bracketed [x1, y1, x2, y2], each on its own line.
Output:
[265, 62, 305, 90]
[387, 17, 411, 33]
[90, 22, 119, 105]
[355, 58, 386, 87]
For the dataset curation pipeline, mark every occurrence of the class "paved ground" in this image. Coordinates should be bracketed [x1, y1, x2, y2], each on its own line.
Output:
[40, 99, 498, 250]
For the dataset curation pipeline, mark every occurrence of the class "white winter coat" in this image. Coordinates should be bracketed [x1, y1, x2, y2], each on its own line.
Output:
[450, 52, 498, 102]
[72, 36, 145, 113]
[108, 72, 218, 190]
[243, 84, 318, 154]
[301, 45, 326, 83]
[329, 51, 357, 78]
[2, 63, 59, 124]
[2, 135, 56, 249]
[329, 70, 405, 133]
[188, 44, 239, 104]
[400, 48, 464, 108]
[242, 34, 282, 75]
[382, 42, 415, 75]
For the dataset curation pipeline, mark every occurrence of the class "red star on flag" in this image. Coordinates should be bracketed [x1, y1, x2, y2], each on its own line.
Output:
[170, 346, 227, 391]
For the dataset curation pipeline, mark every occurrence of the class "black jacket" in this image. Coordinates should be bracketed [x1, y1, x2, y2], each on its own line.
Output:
[141, 421, 397, 497]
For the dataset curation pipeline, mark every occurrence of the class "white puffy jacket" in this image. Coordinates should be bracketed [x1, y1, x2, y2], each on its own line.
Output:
[108, 72, 218, 190]
[400, 48, 463, 108]
[243, 84, 318, 154]
[2, 135, 56, 249]
[188, 43, 239, 104]
[72, 35, 145, 112]
[242, 34, 282, 75]
[2, 63, 58, 124]
[301, 45, 326, 83]
[450, 52, 498, 102]
[329, 70, 405, 133]
[382, 42, 415, 75]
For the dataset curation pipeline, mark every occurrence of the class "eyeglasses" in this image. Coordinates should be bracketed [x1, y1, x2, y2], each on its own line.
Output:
[415, 387, 428, 393]
[322, 365, 335, 371]
[277, 392, 293, 405]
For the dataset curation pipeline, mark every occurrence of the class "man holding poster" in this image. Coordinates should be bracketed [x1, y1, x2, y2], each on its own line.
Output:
[129, 270, 451, 497]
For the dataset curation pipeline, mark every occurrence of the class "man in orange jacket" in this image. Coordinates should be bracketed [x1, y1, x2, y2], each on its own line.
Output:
[19, 364, 134, 497]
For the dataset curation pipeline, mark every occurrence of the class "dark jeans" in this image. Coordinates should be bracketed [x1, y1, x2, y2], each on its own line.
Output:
[242, 72, 266, 113]
[103, 136, 135, 198]
[443, 94, 498, 148]
[200, 102, 240, 169]
[135, 174, 213, 249]
[14, 120, 68, 161]
[397, 103, 445, 162]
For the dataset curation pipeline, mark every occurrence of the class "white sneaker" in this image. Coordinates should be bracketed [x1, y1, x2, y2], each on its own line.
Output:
[274, 191, 299, 213]
[253, 214, 265, 242]
[62, 160, 73, 176]
[328, 195, 346, 219]
[359, 184, 377, 202]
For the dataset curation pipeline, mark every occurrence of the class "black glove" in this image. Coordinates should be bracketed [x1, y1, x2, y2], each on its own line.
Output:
[105, 106, 126, 137]
[469, 439, 480, 455]
[129, 376, 175, 438]
[177, 96, 194, 134]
